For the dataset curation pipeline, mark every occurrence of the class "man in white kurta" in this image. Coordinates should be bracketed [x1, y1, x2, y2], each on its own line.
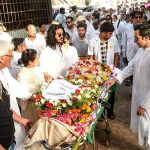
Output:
[116, 47, 150, 133]
[25, 24, 46, 57]
[107, 22, 150, 148]
[40, 24, 65, 79]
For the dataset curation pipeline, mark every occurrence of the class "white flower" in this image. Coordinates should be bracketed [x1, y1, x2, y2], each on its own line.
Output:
[75, 80, 78, 84]
[87, 87, 91, 90]
[72, 79, 75, 82]
[78, 79, 83, 83]
[68, 100, 72, 106]
[77, 95, 82, 100]
[41, 98, 46, 104]
[85, 94, 90, 98]
[62, 103, 67, 108]
[91, 89, 96, 93]
[80, 90, 84, 94]
[95, 84, 98, 88]
[53, 99, 59, 106]
[35, 102, 40, 106]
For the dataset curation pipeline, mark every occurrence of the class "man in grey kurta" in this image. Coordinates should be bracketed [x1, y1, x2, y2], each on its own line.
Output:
[72, 23, 88, 57]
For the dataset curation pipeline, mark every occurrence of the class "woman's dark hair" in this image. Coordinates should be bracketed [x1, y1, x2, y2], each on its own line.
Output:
[64, 32, 72, 45]
[46, 24, 65, 50]
[64, 32, 70, 40]
[105, 14, 113, 23]
[20, 49, 37, 67]
[12, 38, 24, 51]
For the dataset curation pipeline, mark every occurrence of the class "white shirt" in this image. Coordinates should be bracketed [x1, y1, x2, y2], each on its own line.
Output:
[0, 68, 32, 150]
[64, 25, 78, 41]
[55, 13, 66, 28]
[88, 36, 120, 65]
[25, 34, 46, 57]
[122, 23, 139, 61]
[40, 46, 65, 78]
[61, 45, 79, 76]
[37, 32, 47, 39]
[9, 51, 22, 79]
[117, 20, 127, 47]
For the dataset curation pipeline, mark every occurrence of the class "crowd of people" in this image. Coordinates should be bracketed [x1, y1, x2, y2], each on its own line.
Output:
[0, 2, 150, 150]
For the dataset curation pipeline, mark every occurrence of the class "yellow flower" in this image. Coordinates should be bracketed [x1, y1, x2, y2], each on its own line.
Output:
[86, 106, 92, 113]
[80, 117, 86, 123]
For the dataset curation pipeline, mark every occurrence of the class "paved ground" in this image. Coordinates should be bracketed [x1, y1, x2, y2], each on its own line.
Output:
[86, 83, 146, 150]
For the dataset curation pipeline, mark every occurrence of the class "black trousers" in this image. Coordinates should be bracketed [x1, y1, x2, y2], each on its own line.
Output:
[107, 91, 115, 116]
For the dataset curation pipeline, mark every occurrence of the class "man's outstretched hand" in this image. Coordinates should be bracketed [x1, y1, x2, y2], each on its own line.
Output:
[104, 79, 117, 88]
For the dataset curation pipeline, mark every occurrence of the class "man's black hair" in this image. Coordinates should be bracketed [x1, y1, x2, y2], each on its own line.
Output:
[100, 22, 114, 33]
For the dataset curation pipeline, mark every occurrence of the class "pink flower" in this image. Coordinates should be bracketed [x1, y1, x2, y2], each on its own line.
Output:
[74, 123, 85, 135]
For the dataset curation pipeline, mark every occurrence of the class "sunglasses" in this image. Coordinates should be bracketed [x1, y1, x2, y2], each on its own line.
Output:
[134, 16, 142, 19]
[57, 33, 64, 37]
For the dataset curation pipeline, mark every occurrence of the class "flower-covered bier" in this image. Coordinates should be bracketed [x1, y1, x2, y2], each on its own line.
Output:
[66, 59, 112, 88]
[34, 60, 112, 136]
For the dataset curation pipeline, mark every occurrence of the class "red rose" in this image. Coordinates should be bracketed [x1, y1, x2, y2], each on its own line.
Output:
[67, 75, 74, 80]
[94, 62, 99, 66]
[61, 100, 67, 103]
[72, 97, 77, 101]
[36, 94, 42, 101]
[87, 70, 92, 74]
[45, 102, 53, 108]
[86, 61, 90, 65]
[75, 69, 80, 75]
[75, 89, 80, 95]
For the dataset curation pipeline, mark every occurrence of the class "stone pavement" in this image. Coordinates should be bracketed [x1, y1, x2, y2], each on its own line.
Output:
[86, 83, 146, 150]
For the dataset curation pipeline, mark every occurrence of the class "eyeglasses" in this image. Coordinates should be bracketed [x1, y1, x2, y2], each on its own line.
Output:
[4, 54, 13, 58]
[134, 16, 142, 19]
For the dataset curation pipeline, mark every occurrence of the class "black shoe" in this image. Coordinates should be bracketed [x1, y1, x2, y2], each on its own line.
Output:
[107, 114, 116, 120]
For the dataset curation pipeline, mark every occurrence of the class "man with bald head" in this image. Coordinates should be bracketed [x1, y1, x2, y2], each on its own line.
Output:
[25, 24, 46, 57]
